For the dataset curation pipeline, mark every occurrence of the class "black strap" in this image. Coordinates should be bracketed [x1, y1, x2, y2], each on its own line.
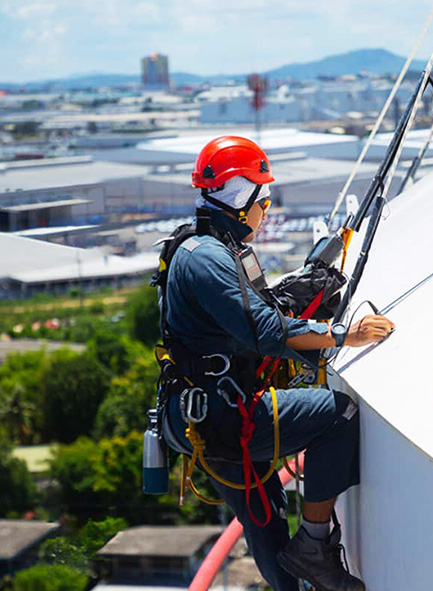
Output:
[196, 207, 211, 235]
[234, 251, 261, 353]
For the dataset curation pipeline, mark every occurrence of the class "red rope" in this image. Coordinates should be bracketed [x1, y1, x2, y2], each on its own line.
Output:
[188, 455, 305, 591]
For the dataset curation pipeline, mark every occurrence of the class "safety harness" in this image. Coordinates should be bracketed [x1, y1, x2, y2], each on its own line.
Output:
[151, 207, 346, 527]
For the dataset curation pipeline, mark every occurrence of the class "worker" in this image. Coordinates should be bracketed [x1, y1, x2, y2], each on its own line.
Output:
[159, 136, 395, 591]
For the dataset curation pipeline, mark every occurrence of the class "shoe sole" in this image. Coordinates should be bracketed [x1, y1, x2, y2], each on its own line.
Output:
[278, 554, 365, 591]
[277, 555, 330, 591]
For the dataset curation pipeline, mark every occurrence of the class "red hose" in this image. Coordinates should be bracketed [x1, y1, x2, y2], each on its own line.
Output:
[189, 455, 305, 591]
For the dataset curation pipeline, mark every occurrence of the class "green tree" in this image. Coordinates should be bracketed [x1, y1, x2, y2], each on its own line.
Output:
[126, 284, 160, 346]
[42, 350, 110, 443]
[79, 516, 127, 556]
[93, 350, 159, 439]
[0, 440, 37, 517]
[87, 331, 144, 376]
[0, 350, 46, 443]
[48, 437, 101, 518]
[13, 564, 87, 591]
[38, 517, 126, 574]
[49, 432, 178, 524]
[0, 384, 36, 444]
[38, 538, 89, 573]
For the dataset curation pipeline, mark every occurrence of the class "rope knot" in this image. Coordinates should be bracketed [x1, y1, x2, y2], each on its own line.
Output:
[185, 426, 206, 451]
[240, 419, 256, 444]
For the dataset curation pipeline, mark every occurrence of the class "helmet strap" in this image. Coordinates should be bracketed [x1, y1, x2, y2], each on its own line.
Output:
[201, 184, 262, 224]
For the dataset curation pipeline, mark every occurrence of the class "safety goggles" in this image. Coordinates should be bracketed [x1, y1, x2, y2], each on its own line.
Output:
[257, 197, 272, 214]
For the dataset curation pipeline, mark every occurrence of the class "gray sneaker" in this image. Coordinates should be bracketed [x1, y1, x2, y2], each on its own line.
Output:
[277, 525, 366, 591]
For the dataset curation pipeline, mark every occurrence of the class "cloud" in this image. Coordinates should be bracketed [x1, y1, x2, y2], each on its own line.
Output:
[1, 0, 58, 19]
[1, 0, 433, 81]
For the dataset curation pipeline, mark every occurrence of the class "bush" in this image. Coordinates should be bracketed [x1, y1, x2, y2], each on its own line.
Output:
[38, 517, 126, 574]
[13, 564, 88, 591]
[38, 538, 89, 573]
[79, 516, 127, 556]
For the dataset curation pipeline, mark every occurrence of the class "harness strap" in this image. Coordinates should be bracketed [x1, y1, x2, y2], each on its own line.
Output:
[237, 387, 271, 527]
[183, 386, 281, 524]
[234, 252, 261, 351]
[300, 288, 325, 319]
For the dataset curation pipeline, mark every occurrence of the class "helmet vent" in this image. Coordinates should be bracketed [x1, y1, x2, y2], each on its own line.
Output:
[260, 159, 270, 173]
[202, 165, 215, 179]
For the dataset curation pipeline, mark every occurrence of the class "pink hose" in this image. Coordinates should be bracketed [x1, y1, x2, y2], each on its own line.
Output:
[189, 455, 305, 591]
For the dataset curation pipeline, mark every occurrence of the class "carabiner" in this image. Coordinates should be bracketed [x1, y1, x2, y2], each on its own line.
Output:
[202, 353, 230, 377]
[217, 376, 246, 408]
[180, 387, 208, 424]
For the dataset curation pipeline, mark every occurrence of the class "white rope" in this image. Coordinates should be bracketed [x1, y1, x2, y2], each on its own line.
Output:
[416, 120, 433, 160]
[328, 6, 433, 225]
[398, 117, 433, 193]
[381, 52, 433, 201]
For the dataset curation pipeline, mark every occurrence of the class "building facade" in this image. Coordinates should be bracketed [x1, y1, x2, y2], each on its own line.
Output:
[141, 54, 170, 89]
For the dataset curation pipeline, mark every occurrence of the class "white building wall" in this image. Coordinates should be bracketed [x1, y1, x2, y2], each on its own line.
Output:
[200, 96, 304, 124]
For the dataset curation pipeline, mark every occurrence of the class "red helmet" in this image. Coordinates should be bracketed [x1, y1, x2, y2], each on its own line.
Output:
[192, 136, 274, 189]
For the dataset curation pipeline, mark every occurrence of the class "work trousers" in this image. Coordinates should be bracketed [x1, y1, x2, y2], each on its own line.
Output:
[165, 386, 360, 591]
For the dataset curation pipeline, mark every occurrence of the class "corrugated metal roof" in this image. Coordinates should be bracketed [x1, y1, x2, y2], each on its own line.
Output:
[0, 160, 149, 193]
[98, 526, 222, 558]
[0, 520, 60, 559]
[3, 198, 91, 212]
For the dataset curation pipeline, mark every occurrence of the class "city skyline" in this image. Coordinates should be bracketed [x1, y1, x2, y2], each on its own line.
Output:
[1, 0, 433, 83]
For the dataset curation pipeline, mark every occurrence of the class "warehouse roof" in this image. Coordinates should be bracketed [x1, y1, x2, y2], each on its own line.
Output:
[136, 128, 359, 156]
[0, 158, 150, 193]
[0, 233, 158, 284]
[98, 526, 222, 558]
[3, 198, 91, 212]
[0, 520, 60, 559]
[142, 156, 379, 187]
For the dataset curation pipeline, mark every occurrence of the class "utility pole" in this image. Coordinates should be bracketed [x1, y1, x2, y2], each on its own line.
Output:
[248, 74, 268, 145]
[76, 250, 84, 308]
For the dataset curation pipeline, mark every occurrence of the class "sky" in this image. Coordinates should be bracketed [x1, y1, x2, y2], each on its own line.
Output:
[1, 0, 433, 83]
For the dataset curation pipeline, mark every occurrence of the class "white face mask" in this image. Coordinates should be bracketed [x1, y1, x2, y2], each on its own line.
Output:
[196, 176, 270, 211]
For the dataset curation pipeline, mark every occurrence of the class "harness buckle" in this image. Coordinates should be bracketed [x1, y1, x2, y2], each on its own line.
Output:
[202, 353, 230, 377]
[180, 387, 208, 424]
[216, 376, 246, 408]
[288, 366, 316, 388]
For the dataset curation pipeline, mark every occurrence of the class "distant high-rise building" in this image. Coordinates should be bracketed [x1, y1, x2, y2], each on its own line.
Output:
[141, 54, 170, 89]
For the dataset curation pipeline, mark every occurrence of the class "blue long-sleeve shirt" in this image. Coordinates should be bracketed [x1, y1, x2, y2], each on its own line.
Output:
[165, 210, 327, 359]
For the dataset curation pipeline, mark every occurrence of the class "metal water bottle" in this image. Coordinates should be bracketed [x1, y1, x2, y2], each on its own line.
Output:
[142, 409, 169, 494]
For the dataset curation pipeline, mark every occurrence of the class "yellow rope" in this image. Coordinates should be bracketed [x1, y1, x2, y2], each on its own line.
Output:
[188, 477, 225, 506]
[182, 386, 280, 503]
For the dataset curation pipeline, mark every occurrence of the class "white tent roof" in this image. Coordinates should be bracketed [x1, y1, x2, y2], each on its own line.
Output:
[0, 232, 158, 284]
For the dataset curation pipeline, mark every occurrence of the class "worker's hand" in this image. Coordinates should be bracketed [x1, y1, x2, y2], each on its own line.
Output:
[345, 314, 395, 347]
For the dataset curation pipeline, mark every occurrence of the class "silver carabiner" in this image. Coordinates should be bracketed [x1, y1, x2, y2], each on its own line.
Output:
[180, 387, 208, 424]
[216, 376, 246, 408]
[202, 353, 230, 377]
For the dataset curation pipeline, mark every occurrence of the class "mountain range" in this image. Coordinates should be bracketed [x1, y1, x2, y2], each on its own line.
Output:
[0, 49, 426, 91]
